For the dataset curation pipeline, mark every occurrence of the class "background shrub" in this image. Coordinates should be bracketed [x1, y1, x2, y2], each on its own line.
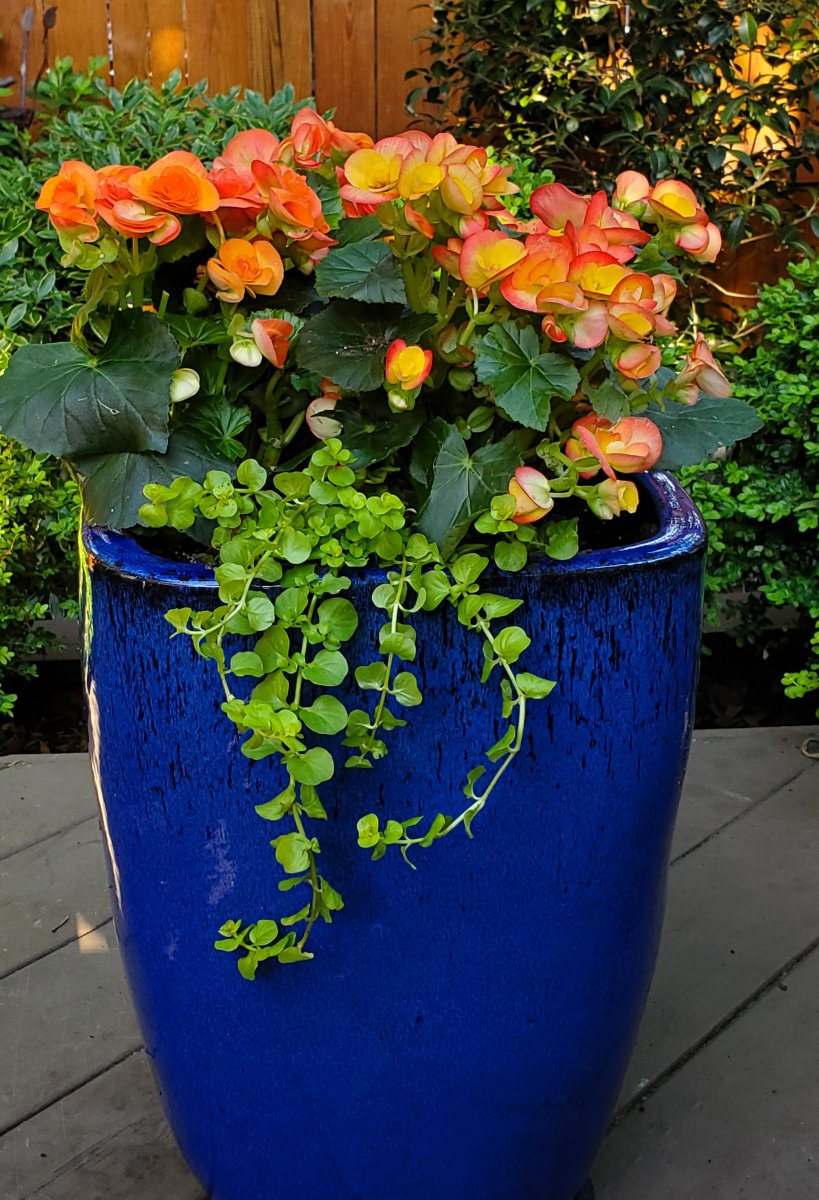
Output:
[412, 0, 819, 255]
[680, 256, 819, 712]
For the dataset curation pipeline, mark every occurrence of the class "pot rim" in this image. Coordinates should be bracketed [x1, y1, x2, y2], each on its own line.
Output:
[82, 469, 705, 590]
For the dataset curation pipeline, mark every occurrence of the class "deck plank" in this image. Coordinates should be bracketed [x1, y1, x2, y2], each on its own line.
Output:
[0, 817, 110, 978]
[671, 727, 815, 858]
[597, 944, 819, 1197]
[0, 1052, 204, 1200]
[620, 753, 819, 1103]
[0, 755, 97, 858]
[0, 930, 141, 1133]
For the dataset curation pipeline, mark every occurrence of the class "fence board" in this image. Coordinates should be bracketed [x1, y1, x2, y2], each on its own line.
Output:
[247, 0, 312, 101]
[146, 0, 187, 82]
[48, 0, 110, 74]
[108, 0, 149, 84]
[185, 0, 248, 95]
[313, 0, 375, 134]
[0, 3, 33, 108]
[376, 0, 431, 136]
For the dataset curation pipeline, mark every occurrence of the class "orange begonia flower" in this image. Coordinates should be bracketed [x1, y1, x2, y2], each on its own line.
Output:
[207, 238, 284, 303]
[128, 151, 220, 215]
[96, 165, 181, 245]
[499, 240, 573, 312]
[385, 340, 433, 391]
[458, 230, 527, 293]
[508, 466, 554, 524]
[35, 160, 99, 242]
[566, 414, 663, 479]
[431, 237, 464, 279]
[253, 162, 332, 246]
[252, 318, 293, 368]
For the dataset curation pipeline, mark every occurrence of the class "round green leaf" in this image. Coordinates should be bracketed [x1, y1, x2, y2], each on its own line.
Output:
[299, 695, 349, 735]
[302, 649, 349, 686]
[317, 597, 359, 643]
[280, 527, 312, 564]
[286, 747, 335, 786]
[494, 539, 528, 572]
[236, 459, 268, 492]
[392, 671, 423, 707]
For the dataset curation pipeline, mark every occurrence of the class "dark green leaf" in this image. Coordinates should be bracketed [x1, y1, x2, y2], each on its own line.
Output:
[315, 241, 407, 304]
[74, 429, 230, 529]
[652, 396, 764, 469]
[296, 302, 434, 392]
[0, 312, 179, 458]
[335, 403, 423, 469]
[416, 424, 522, 557]
[474, 323, 580, 431]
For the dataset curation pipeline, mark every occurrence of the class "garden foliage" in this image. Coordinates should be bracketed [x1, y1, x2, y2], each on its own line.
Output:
[412, 0, 819, 253]
[680, 257, 819, 709]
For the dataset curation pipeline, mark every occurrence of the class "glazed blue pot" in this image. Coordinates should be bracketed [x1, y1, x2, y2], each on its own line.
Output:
[82, 471, 704, 1200]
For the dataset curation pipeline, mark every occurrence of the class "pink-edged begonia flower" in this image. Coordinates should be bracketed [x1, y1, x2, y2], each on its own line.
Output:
[614, 342, 662, 380]
[508, 466, 554, 524]
[612, 171, 652, 218]
[459, 230, 527, 293]
[530, 182, 590, 232]
[385, 340, 433, 392]
[681, 220, 722, 263]
[648, 179, 701, 225]
[566, 414, 663, 478]
[568, 250, 631, 300]
[339, 137, 415, 207]
[674, 333, 732, 402]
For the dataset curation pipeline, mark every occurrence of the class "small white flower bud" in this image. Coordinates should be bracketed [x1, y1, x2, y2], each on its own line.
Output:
[230, 336, 263, 368]
[169, 368, 200, 403]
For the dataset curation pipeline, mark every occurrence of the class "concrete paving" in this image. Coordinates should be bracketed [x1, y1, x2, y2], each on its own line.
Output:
[0, 729, 817, 1199]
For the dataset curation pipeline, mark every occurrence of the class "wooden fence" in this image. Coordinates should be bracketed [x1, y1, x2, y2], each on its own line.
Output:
[0, 0, 435, 138]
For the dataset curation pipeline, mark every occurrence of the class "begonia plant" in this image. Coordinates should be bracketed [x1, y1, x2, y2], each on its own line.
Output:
[0, 107, 762, 972]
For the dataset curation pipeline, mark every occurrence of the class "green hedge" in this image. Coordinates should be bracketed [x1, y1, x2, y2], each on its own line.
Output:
[680, 257, 819, 711]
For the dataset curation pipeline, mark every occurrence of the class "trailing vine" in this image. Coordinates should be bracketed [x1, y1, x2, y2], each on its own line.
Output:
[140, 439, 555, 977]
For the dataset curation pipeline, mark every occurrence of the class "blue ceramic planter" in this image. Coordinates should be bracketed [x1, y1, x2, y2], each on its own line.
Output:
[82, 471, 704, 1200]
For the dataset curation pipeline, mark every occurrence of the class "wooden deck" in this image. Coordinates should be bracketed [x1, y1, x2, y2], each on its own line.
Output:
[1, 726, 818, 1199]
